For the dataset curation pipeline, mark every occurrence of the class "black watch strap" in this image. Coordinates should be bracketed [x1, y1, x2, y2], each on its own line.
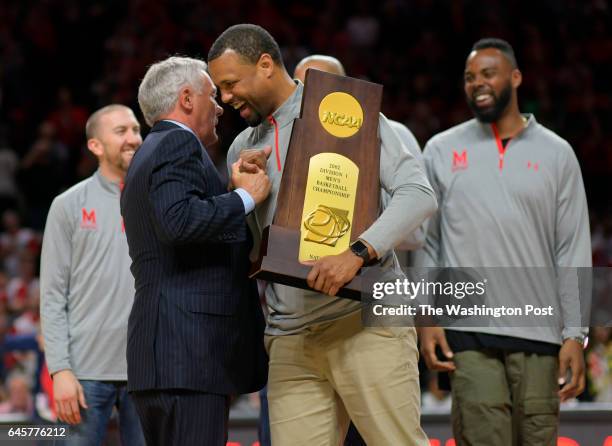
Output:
[350, 240, 370, 265]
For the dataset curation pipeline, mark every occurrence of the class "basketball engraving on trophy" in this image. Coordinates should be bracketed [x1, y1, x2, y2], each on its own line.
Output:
[303, 205, 351, 246]
[299, 153, 359, 261]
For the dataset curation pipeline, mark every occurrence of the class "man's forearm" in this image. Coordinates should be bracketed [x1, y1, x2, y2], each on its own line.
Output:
[359, 185, 437, 258]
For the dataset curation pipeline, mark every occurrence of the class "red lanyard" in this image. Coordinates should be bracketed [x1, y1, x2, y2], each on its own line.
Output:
[491, 123, 509, 171]
[267, 115, 281, 171]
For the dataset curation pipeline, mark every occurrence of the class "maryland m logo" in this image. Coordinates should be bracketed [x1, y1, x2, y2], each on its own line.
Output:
[452, 149, 468, 172]
[81, 208, 97, 229]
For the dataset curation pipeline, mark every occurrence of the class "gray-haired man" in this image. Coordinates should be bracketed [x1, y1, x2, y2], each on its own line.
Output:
[122, 56, 269, 446]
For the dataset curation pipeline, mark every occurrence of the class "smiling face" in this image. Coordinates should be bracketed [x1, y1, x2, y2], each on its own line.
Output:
[91, 108, 142, 175]
[464, 48, 521, 123]
[208, 49, 276, 127]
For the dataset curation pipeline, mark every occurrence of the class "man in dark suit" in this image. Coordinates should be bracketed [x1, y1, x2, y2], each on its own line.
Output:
[121, 56, 271, 446]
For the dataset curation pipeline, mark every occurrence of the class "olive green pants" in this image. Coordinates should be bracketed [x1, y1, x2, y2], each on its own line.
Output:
[450, 349, 560, 446]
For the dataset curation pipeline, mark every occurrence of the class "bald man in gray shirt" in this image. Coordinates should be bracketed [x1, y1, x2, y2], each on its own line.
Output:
[294, 55, 426, 256]
[294, 54, 428, 446]
[41, 105, 145, 445]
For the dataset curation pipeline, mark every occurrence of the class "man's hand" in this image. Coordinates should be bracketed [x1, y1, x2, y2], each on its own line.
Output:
[418, 327, 456, 372]
[239, 146, 272, 173]
[305, 249, 363, 296]
[231, 159, 272, 205]
[52, 370, 88, 425]
[558, 338, 586, 402]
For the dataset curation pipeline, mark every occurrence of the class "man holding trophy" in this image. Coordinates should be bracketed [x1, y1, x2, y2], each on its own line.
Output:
[208, 24, 435, 445]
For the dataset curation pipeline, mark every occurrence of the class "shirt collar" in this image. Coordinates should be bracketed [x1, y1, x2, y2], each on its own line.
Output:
[162, 119, 205, 151]
[162, 119, 198, 138]
[263, 80, 303, 129]
[523, 113, 536, 129]
[94, 169, 122, 195]
[477, 113, 537, 138]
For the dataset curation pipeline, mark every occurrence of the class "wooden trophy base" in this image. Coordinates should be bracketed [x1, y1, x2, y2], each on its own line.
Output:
[249, 225, 366, 301]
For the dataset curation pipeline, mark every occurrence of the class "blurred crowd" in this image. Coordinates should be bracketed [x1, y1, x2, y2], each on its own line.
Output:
[0, 0, 610, 421]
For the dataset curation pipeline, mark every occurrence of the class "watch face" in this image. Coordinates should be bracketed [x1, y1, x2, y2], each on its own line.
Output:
[351, 241, 369, 260]
[351, 241, 363, 252]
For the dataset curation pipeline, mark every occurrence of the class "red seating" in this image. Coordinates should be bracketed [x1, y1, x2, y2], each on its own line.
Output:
[557, 437, 580, 446]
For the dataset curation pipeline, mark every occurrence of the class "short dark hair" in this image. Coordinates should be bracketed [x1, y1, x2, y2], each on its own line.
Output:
[208, 24, 284, 66]
[471, 38, 518, 68]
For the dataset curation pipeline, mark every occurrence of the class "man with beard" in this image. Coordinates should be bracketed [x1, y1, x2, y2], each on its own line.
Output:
[41, 105, 146, 445]
[416, 38, 590, 445]
[208, 24, 435, 446]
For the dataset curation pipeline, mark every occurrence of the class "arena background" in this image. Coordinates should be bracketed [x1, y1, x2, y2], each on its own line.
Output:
[0, 0, 610, 445]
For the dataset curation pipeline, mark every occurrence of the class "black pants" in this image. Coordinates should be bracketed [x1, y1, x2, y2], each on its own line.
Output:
[131, 389, 229, 446]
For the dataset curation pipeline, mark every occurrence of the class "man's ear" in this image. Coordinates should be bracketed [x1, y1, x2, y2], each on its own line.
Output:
[511, 68, 522, 89]
[178, 87, 194, 111]
[86, 138, 103, 158]
[257, 53, 274, 78]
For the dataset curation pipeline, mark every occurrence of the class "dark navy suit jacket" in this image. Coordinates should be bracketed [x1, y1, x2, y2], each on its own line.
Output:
[121, 120, 267, 395]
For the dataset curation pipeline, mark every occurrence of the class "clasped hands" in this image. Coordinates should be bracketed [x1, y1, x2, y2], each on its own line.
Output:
[230, 146, 273, 205]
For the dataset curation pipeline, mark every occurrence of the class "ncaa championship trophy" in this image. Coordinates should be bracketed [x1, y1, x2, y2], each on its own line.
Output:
[250, 69, 383, 300]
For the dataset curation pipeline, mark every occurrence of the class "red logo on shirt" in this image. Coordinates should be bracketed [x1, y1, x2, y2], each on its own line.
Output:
[81, 208, 97, 229]
[527, 161, 539, 171]
[452, 150, 468, 172]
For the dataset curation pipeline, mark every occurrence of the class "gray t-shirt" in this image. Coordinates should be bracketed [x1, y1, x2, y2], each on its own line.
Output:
[40, 170, 135, 379]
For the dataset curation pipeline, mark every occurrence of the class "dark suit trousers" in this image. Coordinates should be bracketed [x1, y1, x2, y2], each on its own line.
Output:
[130, 390, 229, 446]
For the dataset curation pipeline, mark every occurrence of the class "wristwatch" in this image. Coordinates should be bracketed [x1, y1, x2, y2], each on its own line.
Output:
[350, 240, 371, 265]
[565, 336, 587, 348]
